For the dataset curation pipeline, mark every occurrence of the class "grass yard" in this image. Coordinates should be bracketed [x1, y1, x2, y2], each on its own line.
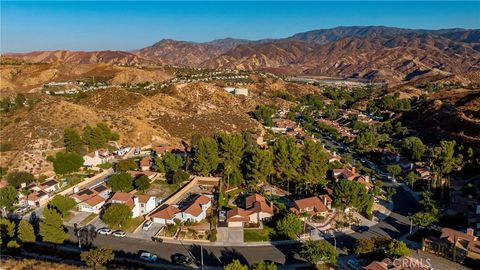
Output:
[79, 213, 98, 226]
[244, 225, 275, 242]
[146, 180, 181, 198]
[125, 217, 145, 233]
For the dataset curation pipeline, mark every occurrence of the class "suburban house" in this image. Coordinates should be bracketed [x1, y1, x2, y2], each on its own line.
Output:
[415, 167, 432, 180]
[380, 151, 413, 171]
[139, 157, 152, 171]
[40, 179, 60, 193]
[332, 166, 372, 189]
[107, 192, 156, 218]
[423, 227, 480, 261]
[128, 170, 156, 180]
[290, 196, 330, 219]
[225, 194, 274, 227]
[26, 189, 49, 207]
[83, 149, 113, 167]
[73, 184, 111, 214]
[326, 150, 341, 163]
[363, 256, 430, 270]
[150, 194, 212, 224]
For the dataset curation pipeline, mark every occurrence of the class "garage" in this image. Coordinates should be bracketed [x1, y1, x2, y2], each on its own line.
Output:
[227, 221, 243, 228]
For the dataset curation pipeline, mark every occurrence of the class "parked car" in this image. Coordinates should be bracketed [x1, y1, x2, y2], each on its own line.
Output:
[112, 230, 126, 237]
[355, 226, 369, 233]
[374, 197, 380, 203]
[97, 228, 113, 235]
[15, 206, 29, 215]
[347, 258, 362, 270]
[140, 252, 158, 262]
[171, 253, 193, 265]
[143, 220, 153, 231]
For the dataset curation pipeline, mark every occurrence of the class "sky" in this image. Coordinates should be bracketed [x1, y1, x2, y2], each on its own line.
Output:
[1, 1, 479, 53]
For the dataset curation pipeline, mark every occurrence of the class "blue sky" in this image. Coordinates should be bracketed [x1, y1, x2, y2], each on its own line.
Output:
[1, 1, 479, 53]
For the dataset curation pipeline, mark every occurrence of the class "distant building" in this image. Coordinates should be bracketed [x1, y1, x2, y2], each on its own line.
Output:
[423, 227, 480, 262]
[83, 149, 113, 167]
[223, 87, 248, 96]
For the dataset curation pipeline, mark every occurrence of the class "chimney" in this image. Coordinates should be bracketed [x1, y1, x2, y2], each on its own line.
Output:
[467, 228, 474, 236]
[133, 196, 139, 206]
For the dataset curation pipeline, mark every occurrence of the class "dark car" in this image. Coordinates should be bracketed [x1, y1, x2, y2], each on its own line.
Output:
[355, 226, 369, 233]
[171, 253, 193, 265]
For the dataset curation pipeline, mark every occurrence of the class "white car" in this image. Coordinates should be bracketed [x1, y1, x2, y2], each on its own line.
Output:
[97, 228, 113, 235]
[112, 230, 126, 237]
[374, 197, 380, 203]
[15, 206, 29, 215]
[140, 252, 158, 262]
[143, 220, 153, 231]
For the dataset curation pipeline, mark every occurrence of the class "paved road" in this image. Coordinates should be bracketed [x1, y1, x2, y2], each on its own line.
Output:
[65, 181, 419, 268]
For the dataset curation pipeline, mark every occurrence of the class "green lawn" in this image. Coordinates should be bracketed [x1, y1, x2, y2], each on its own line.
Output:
[125, 217, 145, 233]
[79, 213, 98, 226]
[244, 225, 275, 242]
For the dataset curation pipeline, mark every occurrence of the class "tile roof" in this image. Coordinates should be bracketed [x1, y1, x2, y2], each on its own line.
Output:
[292, 196, 328, 215]
[182, 195, 211, 217]
[245, 194, 266, 209]
[137, 194, 154, 204]
[84, 195, 106, 207]
[225, 207, 251, 222]
[150, 205, 180, 220]
[140, 157, 152, 167]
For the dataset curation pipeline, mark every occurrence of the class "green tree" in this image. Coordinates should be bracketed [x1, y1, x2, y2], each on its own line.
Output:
[224, 259, 248, 270]
[386, 165, 402, 177]
[96, 123, 119, 141]
[0, 186, 18, 211]
[0, 219, 15, 242]
[324, 103, 339, 120]
[17, 220, 36, 243]
[193, 137, 219, 176]
[252, 105, 276, 127]
[388, 240, 411, 257]
[108, 172, 133, 192]
[162, 152, 183, 173]
[410, 192, 440, 228]
[134, 175, 151, 192]
[216, 132, 245, 188]
[64, 128, 84, 154]
[276, 213, 302, 240]
[5, 171, 35, 188]
[80, 246, 115, 270]
[354, 238, 375, 255]
[251, 261, 277, 270]
[301, 140, 328, 193]
[153, 157, 166, 173]
[40, 207, 67, 246]
[401, 137, 426, 161]
[300, 240, 338, 266]
[406, 171, 418, 188]
[47, 195, 77, 218]
[83, 125, 107, 151]
[333, 179, 371, 211]
[386, 187, 396, 202]
[172, 169, 190, 184]
[354, 129, 381, 153]
[116, 158, 138, 172]
[430, 140, 463, 188]
[273, 137, 302, 191]
[52, 152, 84, 174]
[246, 148, 273, 190]
[102, 203, 132, 229]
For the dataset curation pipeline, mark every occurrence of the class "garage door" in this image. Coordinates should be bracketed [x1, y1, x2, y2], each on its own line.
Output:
[228, 221, 243, 227]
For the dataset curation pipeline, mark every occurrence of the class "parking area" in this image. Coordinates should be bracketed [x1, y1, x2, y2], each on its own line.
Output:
[132, 223, 164, 240]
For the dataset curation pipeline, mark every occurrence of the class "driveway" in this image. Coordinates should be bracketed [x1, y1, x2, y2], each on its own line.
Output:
[89, 216, 108, 230]
[217, 227, 244, 244]
[65, 211, 91, 226]
[132, 223, 164, 240]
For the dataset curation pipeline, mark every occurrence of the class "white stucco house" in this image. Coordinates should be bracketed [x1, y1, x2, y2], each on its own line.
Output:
[83, 149, 113, 167]
[150, 194, 212, 224]
[107, 192, 156, 218]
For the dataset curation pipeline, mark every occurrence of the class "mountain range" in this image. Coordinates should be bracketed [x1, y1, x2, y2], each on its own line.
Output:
[6, 26, 480, 83]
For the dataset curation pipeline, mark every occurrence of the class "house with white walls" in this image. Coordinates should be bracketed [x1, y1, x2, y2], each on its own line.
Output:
[107, 192, 156, 218]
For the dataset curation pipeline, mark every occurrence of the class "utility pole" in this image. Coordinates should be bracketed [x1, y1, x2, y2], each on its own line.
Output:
[409, 219, 413, 235]
[201, 245, 204, 270]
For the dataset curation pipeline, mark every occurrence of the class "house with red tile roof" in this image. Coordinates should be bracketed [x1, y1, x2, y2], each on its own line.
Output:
[152, 145, 186, 157]
[107, 192, 156, 218]
[73, 183, 111, 214]
[139, 157, 152, 171]
[225, 194, 274, 227]
[83, 149, 113, 167]
[423, 227, 480, 261]
[333, 166, 373, 189]
[291, 196, 330, 219]
[150, 194, 212, 224]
